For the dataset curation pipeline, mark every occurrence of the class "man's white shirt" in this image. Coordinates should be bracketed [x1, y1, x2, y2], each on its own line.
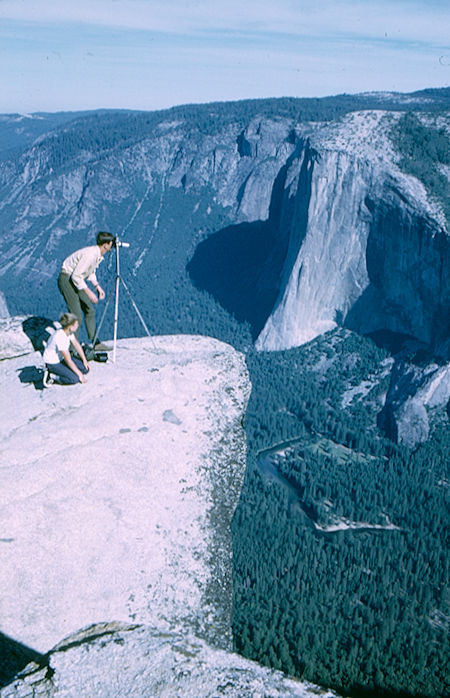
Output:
[61, 245, 103, 290]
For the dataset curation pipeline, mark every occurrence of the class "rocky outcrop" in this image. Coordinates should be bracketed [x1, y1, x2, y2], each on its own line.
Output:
[256, 144, 375, 348]
[378, 355, 450, 447]
[0, 328, 339, 696]
[256, 112, 450, 354]
[0, 316, 33, 357]
[3, 622, 340, 698]
[0, 332, 250, 654]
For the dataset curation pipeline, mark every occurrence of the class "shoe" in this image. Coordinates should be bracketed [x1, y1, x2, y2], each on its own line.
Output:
[43, 369, 54, 388]
[94, 341, 112, 352]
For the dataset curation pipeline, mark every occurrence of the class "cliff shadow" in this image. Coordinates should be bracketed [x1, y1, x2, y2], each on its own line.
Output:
[366, 329, 449, 367]
[0, 631, 49, 687]
[187, 150, 306, 340]
[344, 195, 450, 361]
[187, 220, 286, 340]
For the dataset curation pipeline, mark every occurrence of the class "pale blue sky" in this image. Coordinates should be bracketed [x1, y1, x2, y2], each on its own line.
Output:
[0, 0, 448, 114]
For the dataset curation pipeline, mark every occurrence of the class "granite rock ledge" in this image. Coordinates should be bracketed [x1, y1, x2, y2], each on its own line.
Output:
[0, 329, 339, 697]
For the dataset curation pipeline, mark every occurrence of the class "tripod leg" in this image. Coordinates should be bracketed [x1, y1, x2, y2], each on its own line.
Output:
[120, 277, 154, 342]
[91, 278, 116, 347]
[94, 245, 155, 361]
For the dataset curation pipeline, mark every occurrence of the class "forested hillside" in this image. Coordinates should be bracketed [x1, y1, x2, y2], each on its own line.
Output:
[232, 331, 449, 696]
[392, 112, 450, 227]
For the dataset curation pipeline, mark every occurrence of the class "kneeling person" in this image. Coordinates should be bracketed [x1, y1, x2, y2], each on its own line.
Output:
[43, 313, 90, 385]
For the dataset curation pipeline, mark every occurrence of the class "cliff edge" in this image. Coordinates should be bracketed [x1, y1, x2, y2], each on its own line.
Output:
[0, 327, 338, 697]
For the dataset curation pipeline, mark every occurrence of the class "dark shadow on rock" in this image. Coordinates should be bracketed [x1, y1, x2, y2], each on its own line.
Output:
[22, 316, 56, 354]
[17, 365, 45, 391]
[187, 219, 285, 340]
[366, 329, 421, 356]
[0, 632, 49, 688]
[366, 329, 437, 364]
[187, 143, 311, 340]
[345, 195, 450, 361]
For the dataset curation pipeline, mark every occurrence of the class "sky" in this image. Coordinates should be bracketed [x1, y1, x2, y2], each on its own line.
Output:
[0, 0, 448, 114]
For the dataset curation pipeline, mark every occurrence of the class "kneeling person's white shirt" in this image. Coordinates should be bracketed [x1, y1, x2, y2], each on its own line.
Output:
[43, 329, 74, 364]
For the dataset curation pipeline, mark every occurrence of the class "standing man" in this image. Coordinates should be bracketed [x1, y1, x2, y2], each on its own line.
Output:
[58, 231, 115, 351]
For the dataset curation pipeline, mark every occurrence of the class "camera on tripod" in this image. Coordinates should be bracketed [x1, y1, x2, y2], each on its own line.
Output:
[94, 233, 152, 361]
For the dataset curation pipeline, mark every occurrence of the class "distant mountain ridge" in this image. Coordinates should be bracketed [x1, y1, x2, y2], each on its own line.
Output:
[1, 87, 449, 161]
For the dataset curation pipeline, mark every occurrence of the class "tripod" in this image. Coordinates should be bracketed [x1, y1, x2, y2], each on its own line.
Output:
[93, 237, 153, 362]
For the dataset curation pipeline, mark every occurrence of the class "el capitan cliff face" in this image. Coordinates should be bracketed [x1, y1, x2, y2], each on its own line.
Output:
[255, 111, 449, 354]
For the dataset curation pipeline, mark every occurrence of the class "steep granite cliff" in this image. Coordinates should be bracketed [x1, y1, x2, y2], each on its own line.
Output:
[256, 111, 449, 353]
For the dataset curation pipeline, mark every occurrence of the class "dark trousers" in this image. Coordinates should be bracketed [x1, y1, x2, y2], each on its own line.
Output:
[46, 357, 89, 385]
[58, 272, 96, 341]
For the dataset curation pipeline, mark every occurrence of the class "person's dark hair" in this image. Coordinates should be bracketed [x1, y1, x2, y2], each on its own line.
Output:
[96, 231, 116, 246]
